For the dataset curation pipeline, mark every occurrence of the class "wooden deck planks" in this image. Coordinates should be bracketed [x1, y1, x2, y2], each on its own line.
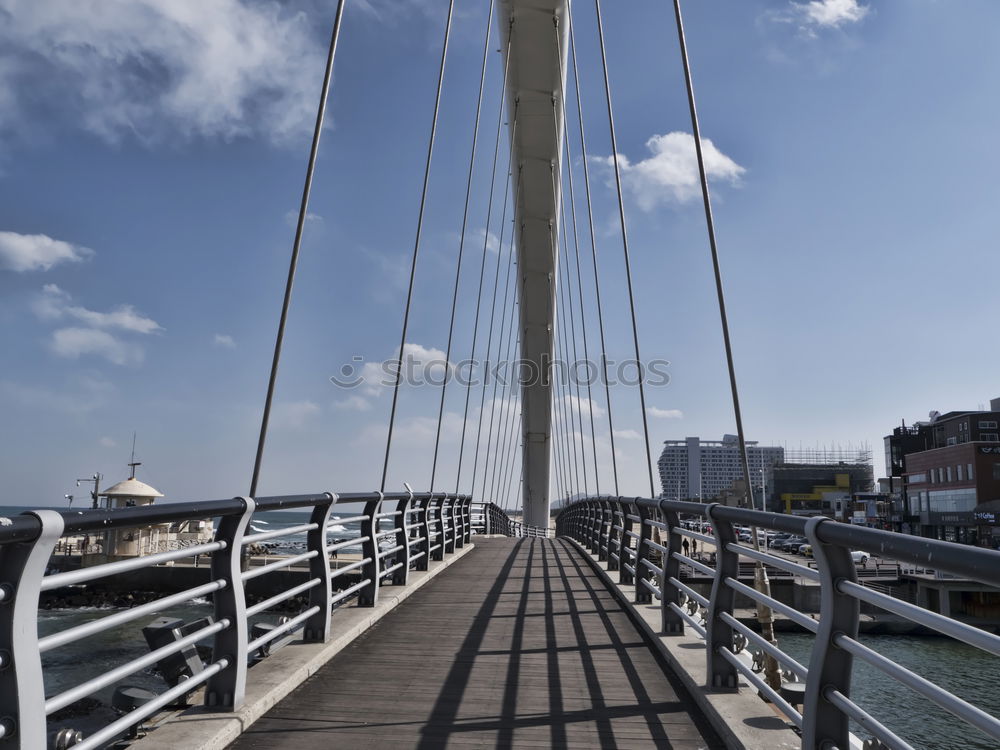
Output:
[227, 537, 724, 750]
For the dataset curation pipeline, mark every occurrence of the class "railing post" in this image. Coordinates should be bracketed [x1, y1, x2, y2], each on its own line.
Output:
[597, 500, 609, 562]
[608, 503, 629, 581]
[414, 495, 430, 571]
[205, 497, 256, 709]
[704, 503, 739, 690]
[454, 496, 466, 548]
[659, 501, 685, 636]
[0, 510, 64, 748]
[431, 495, 445, 560]
[484, 502, 492, 536]
[391, 492, 412, 586]
[635, 499, 652, 604]
[606, 500, 620, 570]
[802, 516, 859, 750]
[619, 500, 635, 585]
[304, 493, 335, 642]
[357, 494, 382, 606]
[444, 496, 457, 554]
[587, 501, 599, 553]
[463, 496, 472, 544]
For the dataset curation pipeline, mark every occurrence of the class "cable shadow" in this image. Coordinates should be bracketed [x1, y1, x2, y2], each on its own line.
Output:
[414, 537, 529, 750]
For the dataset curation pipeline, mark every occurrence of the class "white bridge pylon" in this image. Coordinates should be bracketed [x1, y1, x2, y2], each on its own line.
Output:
[499, 0, 569, 529]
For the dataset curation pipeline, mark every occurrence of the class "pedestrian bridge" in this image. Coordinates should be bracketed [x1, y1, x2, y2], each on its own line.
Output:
[1, 495, 998, 750]
[3, 0, 1000, 748]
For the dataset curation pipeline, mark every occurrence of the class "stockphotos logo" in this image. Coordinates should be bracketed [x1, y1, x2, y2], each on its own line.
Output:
[330, 355, 670, 390]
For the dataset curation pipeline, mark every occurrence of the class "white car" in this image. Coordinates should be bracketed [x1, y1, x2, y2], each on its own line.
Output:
[850, 550, 870, 565]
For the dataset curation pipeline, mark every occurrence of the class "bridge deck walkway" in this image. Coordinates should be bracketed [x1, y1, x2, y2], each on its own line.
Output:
[227, 537, 724, 749]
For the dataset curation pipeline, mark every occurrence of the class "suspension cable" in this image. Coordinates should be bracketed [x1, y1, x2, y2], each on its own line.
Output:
[546, 160, 576, 502]
[488, 317, 520, 504]
[480, 244, 519, 501]
[249, 0, 348, 498]
[567, 2, 619, 494]
[381, 0, 456, 491]
[488, 270, 523, 504]
[561, 94, 601, 496]
[502, 408, 524, 508]
[470, 174, 518, 500]
[671, 0, 752, 505]
[455, 86, 518, 495]
[494, 354, 522, 509]
[553, 14, 597, 498]
[672, 0, 782, 694]
[555, 265, 579, 499]
[429, 0, 496, 491]
[593, 0, 656, 497]
[559, 180, 589, 497]
[490, 336, 521, 506]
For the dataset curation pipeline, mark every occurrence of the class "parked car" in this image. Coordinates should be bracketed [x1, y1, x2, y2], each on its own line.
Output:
[777, 536, 808, 552]
[850, 550, 870, 565]
[769, 534, 792, 548]
[798, 544, 813, 557]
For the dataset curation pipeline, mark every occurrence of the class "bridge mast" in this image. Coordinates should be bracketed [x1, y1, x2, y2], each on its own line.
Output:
[498, 0, 569, 529]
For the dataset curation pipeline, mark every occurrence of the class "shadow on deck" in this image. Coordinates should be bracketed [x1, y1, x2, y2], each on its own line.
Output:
[227, 537, 724, 749]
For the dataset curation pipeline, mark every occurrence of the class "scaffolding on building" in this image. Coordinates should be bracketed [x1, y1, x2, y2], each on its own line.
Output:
[782, 443, 873, 466]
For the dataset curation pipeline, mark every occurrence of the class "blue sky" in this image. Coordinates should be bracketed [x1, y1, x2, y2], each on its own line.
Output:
[2, 0, 999, 507]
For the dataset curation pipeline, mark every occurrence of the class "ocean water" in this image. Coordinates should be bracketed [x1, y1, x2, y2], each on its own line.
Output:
[777, 632, 1000, 749]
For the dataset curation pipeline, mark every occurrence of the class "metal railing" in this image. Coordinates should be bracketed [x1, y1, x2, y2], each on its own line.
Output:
[0, 490, 473, 749]
[474, 502, 551, 538]
[556, 496, 1000, 750]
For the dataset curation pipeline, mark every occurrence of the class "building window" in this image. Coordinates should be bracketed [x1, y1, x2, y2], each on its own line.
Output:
[946, 466, 952, 482]
[983, 433, 1000, 442]
[994, 463, 1000, 481]
[906, 473, 926, 484]
[947, 437, 957, 446]
[968, 463, 974, 480]
[980, 420, 998, 429]
[957, 465, 964, 481]
[927, 488, 977, 513]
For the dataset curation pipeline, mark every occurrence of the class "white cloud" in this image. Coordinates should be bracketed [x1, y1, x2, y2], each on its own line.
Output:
[563, 394, 606, 419]
[334, 394, 372, 412]
[0, 231, 93, 272]
[50, 327, 144, 366]
[613, 429, 641, 440]
[0, 0, 327, 145]
[99, 436, 117, 447]
[357, 342, 452, 396]
[794, 0, 869, 30]
[271, 400, 320, 429]
[647, 407, 684, 419]
[353, 0, 439, 22]
[214, 333, 236, 349]
[283, 209, 324, 228]
[35, 284, 162, 334]
[477, 228, 500, 254]
[598, 132, 744, 211]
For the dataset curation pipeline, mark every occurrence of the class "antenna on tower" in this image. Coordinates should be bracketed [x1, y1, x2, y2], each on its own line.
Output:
[127, 431, 141, 480]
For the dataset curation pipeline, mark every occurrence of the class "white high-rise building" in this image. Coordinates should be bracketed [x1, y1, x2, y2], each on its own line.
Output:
[658, 435, 784, 504]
